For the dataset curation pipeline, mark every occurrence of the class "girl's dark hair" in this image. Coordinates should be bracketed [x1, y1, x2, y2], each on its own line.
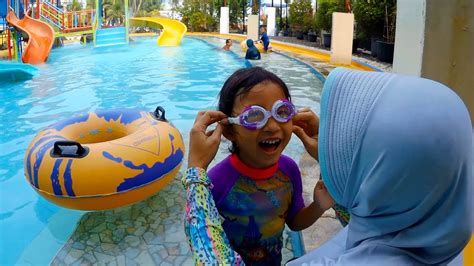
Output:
[218, 67, 291, 153]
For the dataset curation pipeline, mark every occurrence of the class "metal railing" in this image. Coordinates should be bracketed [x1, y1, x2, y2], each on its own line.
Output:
[40, 1, 95, 33]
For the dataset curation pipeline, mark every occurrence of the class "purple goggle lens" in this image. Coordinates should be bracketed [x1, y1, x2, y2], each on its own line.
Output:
[228, 99, 295, 130]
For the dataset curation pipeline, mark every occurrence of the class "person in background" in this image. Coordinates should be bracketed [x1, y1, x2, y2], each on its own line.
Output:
[260, 32, 270, 52]
[245, 39, 261, 60]
[223, 39, 233, 51]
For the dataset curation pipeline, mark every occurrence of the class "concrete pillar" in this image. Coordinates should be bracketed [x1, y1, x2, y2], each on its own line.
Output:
[393, 0, 474, 125]
[392, 0, 425, 76]
[247, 14, 259, 41]
[267, 7, 276, 36]
[330, 12, 354, 65]
[220, 7, 229, 34]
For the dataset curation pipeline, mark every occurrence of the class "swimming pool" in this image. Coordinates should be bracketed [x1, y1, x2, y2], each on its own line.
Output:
[0, 36, 324, 264]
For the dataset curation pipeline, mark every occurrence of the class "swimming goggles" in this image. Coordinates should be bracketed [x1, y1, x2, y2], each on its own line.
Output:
[228, 99, 296, 130]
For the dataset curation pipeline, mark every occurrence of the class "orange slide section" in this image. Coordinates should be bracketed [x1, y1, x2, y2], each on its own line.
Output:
[6, 11, 55, 64]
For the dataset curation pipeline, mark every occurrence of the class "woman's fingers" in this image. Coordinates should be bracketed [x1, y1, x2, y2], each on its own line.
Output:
[293, 108, 319, 137]
[293, 125, 319, 160]
[192, 111, 227, 135]
[210, 123, 224, 143]
[293, 125, 312, 144]
[196, 111, 227, 127]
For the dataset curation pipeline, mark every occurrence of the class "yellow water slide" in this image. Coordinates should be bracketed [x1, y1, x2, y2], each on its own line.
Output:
[129, 17, 187, 46]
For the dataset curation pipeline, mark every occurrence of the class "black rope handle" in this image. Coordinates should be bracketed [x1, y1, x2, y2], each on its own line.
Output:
[51, 141, 89, 158]
[153, 106, 167, 122]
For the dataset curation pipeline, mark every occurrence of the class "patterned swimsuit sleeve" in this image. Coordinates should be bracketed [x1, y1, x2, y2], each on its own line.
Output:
[181, 167, 244, 265]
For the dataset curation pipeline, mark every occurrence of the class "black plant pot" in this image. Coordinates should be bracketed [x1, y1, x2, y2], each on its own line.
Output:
[323, 33, 331, 48]
[308, 33, 317, 42]
[352, 39, 359, 53]
[371, 37, 382, 57]
[296, 31, 304, 40]
[376, 41, 394, 63]
[360, 38, 371, 51]
[283, 30, 289, 37]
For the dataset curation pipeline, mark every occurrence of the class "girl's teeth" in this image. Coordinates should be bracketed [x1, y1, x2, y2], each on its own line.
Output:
[262, 140, 278, 144]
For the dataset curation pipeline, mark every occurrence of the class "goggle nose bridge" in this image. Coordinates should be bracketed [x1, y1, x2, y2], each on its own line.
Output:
[229, 100, 295, 130]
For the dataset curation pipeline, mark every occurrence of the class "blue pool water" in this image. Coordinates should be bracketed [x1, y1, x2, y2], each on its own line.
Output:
[0, 36, 323, 265]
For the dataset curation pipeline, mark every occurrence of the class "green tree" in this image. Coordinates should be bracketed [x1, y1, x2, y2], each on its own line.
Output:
[68, 0, 83, 11]
[177, 0, 218, 31]
[171, 0, 180, 18]
[229, 0, 244, 30]
[289, 0, 312, 32]
[315, 0, 345, 32]
[353, 0, 395, 41]
[353, 0, 384, 39]
[103, 0, 125, 25]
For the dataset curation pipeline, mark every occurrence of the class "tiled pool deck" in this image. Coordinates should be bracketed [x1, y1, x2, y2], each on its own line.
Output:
[51, 157, 337, 265]
[50, 35, 388, 265]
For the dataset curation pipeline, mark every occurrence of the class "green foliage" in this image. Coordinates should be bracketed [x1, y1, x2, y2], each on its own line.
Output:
[129, 0, 162, 17]
[141, 0, 161, 14]
[67, 0, 83, 11]
[353, 0, 396, 42]
[289, 0, 312, 32]
[315, 0, 345, 32]
[228, 0, 244, 29]
[100, 0, 125, 25]
[177, 0, 218, 32]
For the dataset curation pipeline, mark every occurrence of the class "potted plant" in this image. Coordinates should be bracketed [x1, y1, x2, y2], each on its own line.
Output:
[316, 1, 332, 47]
[316, 0, 344, 48]
[353, 0, 385, 56]
[307, 29, 318, 42]
[289, 0, 313, 40]
[376, 0, 396, 63]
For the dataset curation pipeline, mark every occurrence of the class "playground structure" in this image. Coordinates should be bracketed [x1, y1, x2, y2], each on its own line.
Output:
[0, 0, 186, 64]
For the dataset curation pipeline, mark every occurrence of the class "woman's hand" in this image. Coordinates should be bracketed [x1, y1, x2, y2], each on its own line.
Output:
[188, 111, 227, 170]
[313, 180, 334, 211]
[292, 107, 319, 160]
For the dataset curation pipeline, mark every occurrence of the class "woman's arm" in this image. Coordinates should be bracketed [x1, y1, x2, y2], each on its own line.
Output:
[183, 110, 244, 265]
[182, 167, 244, 265]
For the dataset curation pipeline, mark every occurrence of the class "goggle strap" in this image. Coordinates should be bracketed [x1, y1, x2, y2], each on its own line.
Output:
[228, 117, 241, 125]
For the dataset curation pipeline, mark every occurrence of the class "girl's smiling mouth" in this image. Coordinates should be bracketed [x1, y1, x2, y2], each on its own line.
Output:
[259, 138, 281, 153]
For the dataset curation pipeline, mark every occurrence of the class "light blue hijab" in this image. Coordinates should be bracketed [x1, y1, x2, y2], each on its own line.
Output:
[291, 68, 473, 265]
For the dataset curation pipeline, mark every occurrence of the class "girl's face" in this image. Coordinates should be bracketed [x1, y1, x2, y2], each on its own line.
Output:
[225, 81, 293, 168]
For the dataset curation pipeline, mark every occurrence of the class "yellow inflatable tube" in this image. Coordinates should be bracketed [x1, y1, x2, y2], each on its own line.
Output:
[24, 107, 184, 210]
[240, 40, 272, 53]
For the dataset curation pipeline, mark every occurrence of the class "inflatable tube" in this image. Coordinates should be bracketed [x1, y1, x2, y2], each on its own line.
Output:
[24, 107, 185, 210]
[240, 40, 272, 53]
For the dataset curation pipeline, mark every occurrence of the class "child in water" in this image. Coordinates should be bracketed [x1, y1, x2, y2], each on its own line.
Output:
[185, 67, 334, 265]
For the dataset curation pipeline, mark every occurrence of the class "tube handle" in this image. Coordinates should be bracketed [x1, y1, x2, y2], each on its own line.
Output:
[51, 141, 89, 158]
[153, 106, 167, 122]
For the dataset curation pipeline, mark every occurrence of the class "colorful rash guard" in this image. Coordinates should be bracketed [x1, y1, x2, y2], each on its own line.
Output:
[208, 154, 305, 265]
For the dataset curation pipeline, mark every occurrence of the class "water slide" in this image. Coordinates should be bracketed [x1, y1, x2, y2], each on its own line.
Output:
[129, 17, 187, 46]
[6, 11, 54, 64]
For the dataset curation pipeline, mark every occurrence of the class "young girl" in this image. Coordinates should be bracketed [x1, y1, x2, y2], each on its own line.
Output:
[187, 67, 333, 265]
[183, 68, 472, 265]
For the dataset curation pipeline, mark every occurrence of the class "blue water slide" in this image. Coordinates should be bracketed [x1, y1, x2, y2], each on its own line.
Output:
[0, 62, 38, 81]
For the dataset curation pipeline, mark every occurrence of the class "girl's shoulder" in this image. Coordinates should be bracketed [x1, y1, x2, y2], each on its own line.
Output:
[208, 156, 240, 207]
[278, 155, 298, 170]
[208, 155, 234, 178]
[278, 155, 302, 182]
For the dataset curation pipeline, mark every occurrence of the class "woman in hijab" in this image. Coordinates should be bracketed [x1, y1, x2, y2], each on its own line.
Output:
[245, 39, 261, 60]
[182, 68, 473, 265]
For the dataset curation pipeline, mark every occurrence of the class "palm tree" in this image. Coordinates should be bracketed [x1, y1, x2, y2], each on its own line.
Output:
[103, 0, 125, 25]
